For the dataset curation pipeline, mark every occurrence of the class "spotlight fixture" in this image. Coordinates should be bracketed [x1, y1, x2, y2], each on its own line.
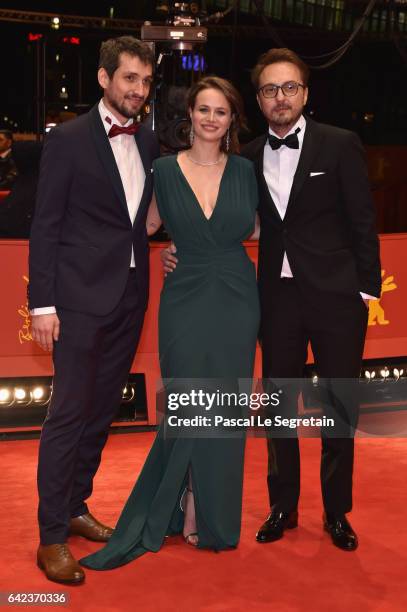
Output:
[0, 375, 147, 432]
[364, 370, 376, 381]
[51, 16, 60, 30]
[14, 388, 27, 401]
[122, 385, 136, 403]
[0, 388, 11, 403]
[31, 387, 44, 401]
[45, 123, 57, 133]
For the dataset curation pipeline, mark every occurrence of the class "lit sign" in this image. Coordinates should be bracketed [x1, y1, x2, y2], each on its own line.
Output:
[28, 33, 43, 41]
[62, 36, 80, 45]
[181, 54, 205, 72]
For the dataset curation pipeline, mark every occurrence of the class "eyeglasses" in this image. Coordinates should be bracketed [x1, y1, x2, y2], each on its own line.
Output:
[258, 81, 305, 98]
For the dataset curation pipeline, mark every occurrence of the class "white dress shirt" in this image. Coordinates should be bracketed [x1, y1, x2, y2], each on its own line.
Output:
[31, 99, 145, 315]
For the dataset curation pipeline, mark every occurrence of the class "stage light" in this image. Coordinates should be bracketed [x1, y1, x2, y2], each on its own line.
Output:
[312, 375, 318, 386]
[14, 388, 26, 401]
[45, 123, 57, 133]
[122, 385, 135, 402]
[31, 387, 45, 401]
[365, 370, 376, 381]
[51, 17, 60, 30]
[0, 389, 11, 403]
[380, 367, 390, 379]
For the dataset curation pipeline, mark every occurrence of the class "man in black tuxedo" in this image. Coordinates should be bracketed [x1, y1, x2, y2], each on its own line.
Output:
[241, 49, 381, 551]
[29, 36, 159, 584]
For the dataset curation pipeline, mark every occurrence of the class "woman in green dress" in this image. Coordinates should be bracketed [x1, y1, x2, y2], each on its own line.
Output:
[80, 76, 260, 570]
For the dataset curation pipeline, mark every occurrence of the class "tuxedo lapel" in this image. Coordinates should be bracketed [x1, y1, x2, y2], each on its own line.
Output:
[88, 105, 130, 221]
[286, 119, 323, 217]
[252, 135, 282, 222]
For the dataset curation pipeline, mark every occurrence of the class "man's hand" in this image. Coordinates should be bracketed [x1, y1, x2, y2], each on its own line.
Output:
[160, 243, 178, 275]
[31, 313, 60, 352]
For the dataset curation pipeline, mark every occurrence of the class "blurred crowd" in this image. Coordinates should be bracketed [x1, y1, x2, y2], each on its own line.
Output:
[0, 130, 42, 239]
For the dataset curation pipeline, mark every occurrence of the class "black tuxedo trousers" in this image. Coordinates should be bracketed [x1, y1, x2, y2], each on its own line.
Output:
[261, 279, 368, 514]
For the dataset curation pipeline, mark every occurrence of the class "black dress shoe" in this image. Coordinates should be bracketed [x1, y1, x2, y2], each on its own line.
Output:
[256, 509, 298, 543]
[323, 513, 358, 551]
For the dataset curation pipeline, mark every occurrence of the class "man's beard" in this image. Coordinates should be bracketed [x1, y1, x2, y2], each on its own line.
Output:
[269, 104, 303, 128]
[106, 92, 145, 119]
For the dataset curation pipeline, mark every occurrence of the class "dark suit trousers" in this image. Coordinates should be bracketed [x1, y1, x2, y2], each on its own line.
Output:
[261, 278, 368, 515]
[37, 270, 145, 545]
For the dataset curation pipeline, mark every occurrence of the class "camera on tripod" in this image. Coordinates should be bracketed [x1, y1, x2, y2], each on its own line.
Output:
[156, 2, 206, 27]
[141, 2, 208, 151]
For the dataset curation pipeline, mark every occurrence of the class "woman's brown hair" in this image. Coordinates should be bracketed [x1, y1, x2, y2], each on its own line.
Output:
[187, 76, 246, 154]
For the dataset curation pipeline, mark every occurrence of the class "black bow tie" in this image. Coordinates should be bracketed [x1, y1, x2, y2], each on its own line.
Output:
[268, 127, 300, 150]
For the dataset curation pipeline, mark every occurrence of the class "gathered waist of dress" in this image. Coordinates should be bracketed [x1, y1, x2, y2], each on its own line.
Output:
[175, 244, 248, 263]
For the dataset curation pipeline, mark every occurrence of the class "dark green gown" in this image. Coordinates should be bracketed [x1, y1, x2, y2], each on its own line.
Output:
[80, 154, 260, 570]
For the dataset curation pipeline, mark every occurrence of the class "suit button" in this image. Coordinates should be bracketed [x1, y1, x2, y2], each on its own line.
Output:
[283, 229, 288, 236]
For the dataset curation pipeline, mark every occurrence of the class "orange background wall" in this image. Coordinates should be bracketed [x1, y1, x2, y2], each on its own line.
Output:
[1, 237, 406, 424]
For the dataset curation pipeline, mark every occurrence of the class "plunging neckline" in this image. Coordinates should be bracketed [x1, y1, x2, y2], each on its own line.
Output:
[175, 154, 231, 222]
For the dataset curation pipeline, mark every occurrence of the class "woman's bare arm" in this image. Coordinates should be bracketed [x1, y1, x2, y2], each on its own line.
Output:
[146, 192, 162, 236]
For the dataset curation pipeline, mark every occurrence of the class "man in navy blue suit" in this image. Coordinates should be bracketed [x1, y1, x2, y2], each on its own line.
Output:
[29, 36, 159, 584]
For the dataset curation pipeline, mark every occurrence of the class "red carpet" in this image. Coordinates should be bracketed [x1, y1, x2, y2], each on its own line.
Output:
[1, 434, 406, 611]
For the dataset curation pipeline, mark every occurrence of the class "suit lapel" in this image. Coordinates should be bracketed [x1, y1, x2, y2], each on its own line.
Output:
[285, 118, 323, 218]
[134, 128, 149, 179]
[88, 105, 130, 222]
[132, 128, 150, 227]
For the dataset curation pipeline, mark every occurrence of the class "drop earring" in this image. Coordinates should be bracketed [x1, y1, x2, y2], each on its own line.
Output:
[189, 125, 194, 146]
[225, 128, 230, 152]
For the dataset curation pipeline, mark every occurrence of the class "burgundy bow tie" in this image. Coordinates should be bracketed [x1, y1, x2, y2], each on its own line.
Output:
[107, 122, 140, 138]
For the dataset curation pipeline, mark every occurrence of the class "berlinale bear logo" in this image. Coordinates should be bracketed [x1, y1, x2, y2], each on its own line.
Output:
[368, 270, 397, 326]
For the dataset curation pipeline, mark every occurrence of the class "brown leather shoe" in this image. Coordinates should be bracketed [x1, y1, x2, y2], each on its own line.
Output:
[69, 512, 113, 542]
[37, 544, 85, 585]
